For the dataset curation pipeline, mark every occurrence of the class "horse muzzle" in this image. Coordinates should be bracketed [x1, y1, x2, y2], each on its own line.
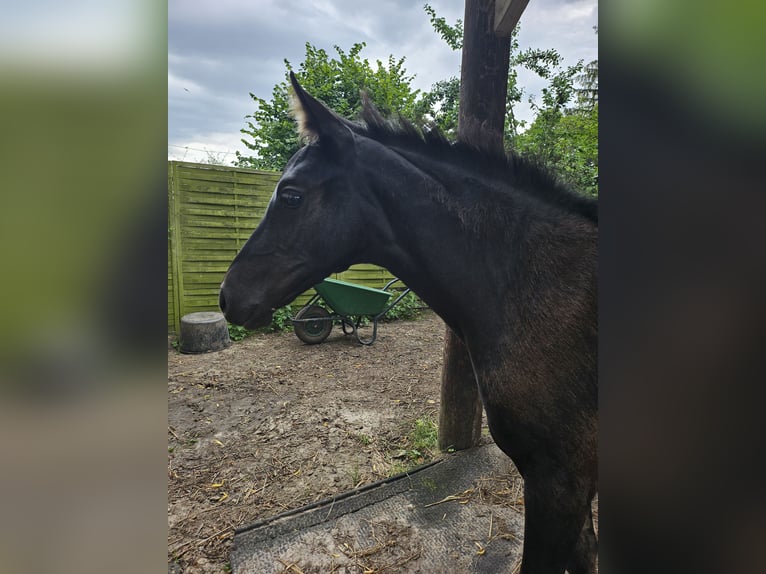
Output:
[218, 281, 273, 329]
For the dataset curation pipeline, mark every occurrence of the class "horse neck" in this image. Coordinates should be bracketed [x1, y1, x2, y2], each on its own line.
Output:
[359, 143, 546, 338]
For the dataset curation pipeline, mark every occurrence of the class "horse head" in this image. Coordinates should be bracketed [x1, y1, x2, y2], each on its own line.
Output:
[219, 73, 374, 329]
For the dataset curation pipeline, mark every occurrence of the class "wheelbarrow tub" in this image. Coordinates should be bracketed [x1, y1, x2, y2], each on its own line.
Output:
[314, 278, 392, 316]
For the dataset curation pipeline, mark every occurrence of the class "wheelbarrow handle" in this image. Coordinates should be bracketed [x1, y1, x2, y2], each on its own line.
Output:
[382, 277, 404, 291]
[375, 286, 412, 321]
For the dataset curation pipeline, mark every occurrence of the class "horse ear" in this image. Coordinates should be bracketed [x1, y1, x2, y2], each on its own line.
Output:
[289, 71, 352, 144]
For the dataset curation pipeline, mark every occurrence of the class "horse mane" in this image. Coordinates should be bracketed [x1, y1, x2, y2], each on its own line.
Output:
[351, 98, 598, 225]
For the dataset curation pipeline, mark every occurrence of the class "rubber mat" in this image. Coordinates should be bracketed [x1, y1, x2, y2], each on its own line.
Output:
[231, 443, 525, 573]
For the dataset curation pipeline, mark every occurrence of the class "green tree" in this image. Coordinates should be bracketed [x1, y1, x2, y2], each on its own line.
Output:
[516, 104, 598, 197]
[417, 5, 461, 137]
[236, 42, 422, 170]
[575, 59, 599, 111]
[515, 26, 598, 196]
[424, 3, 463, 50]
[514, 72, 598, 197]
[575, 27, 599, 111]
[413, 76, 461, 138]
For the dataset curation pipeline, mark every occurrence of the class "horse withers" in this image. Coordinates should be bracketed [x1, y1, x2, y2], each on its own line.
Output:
[219, 72, 598, 574]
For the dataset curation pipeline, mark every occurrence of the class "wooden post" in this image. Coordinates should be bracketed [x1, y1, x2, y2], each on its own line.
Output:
[458, 0, 512, 151]
[438, 330, 484, 451]
[438, 0, 513, 452]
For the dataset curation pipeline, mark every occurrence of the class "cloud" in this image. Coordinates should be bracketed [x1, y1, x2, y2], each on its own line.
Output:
[168, 0, 598, 162]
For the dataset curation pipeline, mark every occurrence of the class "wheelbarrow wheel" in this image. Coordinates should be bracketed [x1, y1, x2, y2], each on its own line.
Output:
[293, 305, 332, 345]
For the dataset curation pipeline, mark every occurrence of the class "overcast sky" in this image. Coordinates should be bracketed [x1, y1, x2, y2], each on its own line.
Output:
[168, 0, 597, 164]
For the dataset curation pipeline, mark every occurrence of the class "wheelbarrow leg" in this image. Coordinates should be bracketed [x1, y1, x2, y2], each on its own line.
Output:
[341, 317, 355, 336]
[356, 317, 379, 346]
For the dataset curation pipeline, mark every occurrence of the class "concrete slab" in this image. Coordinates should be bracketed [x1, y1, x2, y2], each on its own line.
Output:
[231, 443, 525, 573]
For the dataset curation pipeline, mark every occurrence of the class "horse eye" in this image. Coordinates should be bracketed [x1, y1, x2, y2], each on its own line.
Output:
[280, 190, 303, 208]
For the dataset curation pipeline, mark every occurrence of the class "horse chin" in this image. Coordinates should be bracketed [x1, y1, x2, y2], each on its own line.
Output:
[222, 301, 273, 330]
[241, 309, 273, 330]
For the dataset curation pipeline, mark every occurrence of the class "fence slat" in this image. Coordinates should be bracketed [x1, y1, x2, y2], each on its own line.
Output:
[168, 162, 185, 334]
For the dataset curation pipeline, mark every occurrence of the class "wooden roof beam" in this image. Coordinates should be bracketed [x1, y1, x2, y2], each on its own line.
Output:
[494, 0, 530, 37]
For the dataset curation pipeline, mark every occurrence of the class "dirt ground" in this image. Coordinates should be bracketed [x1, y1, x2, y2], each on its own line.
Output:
[168, 311, 478, 573]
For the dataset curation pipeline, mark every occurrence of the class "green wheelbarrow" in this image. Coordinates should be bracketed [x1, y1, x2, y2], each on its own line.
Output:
[291, 278, 412, 345]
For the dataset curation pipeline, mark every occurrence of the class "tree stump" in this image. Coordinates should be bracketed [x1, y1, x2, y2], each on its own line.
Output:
[178, 312, 231, 354]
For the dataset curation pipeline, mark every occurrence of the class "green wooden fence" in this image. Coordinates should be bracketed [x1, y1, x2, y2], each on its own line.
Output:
[168, 161, 397, 333]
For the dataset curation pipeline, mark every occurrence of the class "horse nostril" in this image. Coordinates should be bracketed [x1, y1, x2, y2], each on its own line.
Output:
[218, 289, 227, 313]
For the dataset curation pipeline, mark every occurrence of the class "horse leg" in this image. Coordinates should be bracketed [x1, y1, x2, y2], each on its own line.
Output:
[519, 472, 594, 574]
[566, 506, 598, 574]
